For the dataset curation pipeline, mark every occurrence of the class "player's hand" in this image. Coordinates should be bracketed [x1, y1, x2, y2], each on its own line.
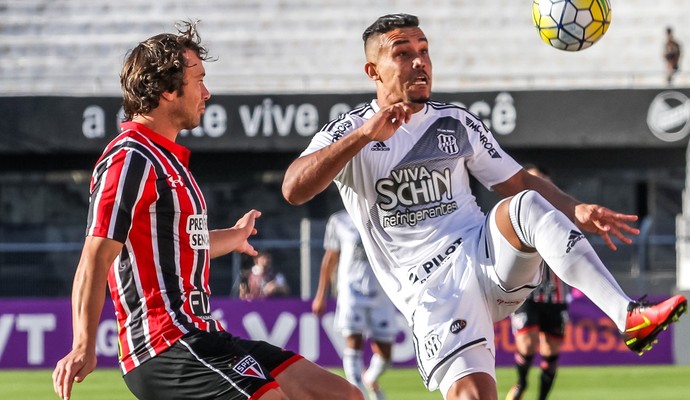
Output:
[233, 209, 262, 256]
[360, 102, 415, 142]
[312, 296, 327, 317]
[52, 348, 97, 400]
[574, 203, 640, 251]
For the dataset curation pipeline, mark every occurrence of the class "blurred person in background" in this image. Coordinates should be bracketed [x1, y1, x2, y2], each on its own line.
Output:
[664, 26, 681, 85]
[51, 20, 362, 400]
[505, 165, 570, 400]
[313, 210, 397, 400]
[282, 13, 687, 400]
[240, 250, 291, 300]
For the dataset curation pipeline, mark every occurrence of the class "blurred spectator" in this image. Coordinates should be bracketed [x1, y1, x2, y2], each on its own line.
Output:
[664, 27, 681, 85]
[239, 250, 290, 300]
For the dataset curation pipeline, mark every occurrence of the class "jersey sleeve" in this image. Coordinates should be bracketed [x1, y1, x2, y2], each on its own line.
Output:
[463, 111, 522, 189]
[323, 213, 342, 252]
[300, 113, 360, 158]
[86, 148, 154, 243]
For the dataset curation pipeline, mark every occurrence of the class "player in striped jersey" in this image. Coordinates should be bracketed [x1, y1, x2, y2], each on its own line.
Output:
[52, 20, 362, 400]
[283, 13, 687, 400]
[506, 165, 569, 400]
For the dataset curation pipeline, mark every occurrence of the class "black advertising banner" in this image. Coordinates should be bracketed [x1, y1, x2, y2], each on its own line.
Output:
[0, 89, 688, 153]
[435, 89, 690, 148]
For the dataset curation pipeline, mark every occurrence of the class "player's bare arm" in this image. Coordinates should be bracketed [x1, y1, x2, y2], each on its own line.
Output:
[283, 102, 414, 205]
[494, 168, 639, 251]
[312, 249, 340, 317]
[52, 236, 122, 400]
[208, 209, 261, 259]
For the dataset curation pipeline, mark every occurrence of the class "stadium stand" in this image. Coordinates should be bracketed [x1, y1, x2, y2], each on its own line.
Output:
[0, 0, 688, 95]
[0, 1, 687, 298]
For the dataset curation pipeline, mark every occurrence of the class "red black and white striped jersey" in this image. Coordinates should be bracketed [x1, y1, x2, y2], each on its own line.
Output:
[87, 121, 220, 374]
[529, 263, 569, 304]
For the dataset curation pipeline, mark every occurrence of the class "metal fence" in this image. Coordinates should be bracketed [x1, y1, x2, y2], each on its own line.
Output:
[0, 216, 679, 299]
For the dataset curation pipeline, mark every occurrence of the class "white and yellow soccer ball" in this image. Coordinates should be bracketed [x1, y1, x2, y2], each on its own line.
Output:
[532, 0, 612, 51]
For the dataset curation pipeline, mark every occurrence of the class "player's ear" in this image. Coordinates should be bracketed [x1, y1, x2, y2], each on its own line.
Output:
[160, 90, 177, 102]
[365, 62, 379, 81]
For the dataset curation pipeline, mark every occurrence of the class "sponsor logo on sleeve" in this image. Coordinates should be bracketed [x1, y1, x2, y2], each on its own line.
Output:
[466, 116, 502, 159]
[450, 319, 467, 334]
[331, 120, 352, 143]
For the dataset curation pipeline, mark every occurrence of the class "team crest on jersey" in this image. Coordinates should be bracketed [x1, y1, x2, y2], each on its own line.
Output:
[232, 355, 266, 379]
[423, 333, 442, 359]
[437, 134, 459, 155]
[167, 174, 185, 188]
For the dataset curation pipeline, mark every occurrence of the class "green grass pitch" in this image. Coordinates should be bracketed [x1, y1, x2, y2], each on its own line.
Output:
[2, 365, 689, 399]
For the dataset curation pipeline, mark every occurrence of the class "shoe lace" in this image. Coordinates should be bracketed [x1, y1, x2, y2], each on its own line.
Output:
[627, 294, 649, 313]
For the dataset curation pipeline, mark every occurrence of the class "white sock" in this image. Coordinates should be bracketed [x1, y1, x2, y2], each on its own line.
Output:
[508, 190, 631, 331]
[343, 347, 368, 399]
[363, 353, 389, 386]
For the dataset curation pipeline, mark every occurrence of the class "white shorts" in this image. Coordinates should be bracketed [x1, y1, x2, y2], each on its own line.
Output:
[413, 200, 542, 391]
[335, 291, 398, 342]
[437, 345, 496, 399]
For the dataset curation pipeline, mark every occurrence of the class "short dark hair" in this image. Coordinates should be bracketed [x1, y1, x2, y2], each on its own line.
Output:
[120, 20, 211, 121]
[362, 13, 419, 46]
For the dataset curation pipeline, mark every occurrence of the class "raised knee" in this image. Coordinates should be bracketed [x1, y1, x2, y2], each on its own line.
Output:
[508, 190, 555, 248]
[516, 190, 549, 210]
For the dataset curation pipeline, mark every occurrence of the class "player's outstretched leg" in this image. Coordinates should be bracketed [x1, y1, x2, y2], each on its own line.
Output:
[503, 190, 688, 353]
[623, 294, 688, 355]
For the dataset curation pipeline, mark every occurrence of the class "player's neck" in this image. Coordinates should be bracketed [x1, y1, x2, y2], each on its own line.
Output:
[377, 96, 426, 114]
[132, 114, 179, 142]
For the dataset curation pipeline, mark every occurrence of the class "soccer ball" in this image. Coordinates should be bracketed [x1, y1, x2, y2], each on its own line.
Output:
[532, 0, 612, 51]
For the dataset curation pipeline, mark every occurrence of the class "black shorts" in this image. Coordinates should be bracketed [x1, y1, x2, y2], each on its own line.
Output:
[123, 330, 301, 400]
[510, 299, 568, 339]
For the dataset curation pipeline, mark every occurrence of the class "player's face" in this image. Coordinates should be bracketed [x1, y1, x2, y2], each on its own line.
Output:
[370, 27, 432, 106]
[173, 49, 211, 130]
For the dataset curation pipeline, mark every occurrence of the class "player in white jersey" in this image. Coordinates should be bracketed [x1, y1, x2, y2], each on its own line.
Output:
[282, 13, 687, 400]
[313, 210, 398, 400]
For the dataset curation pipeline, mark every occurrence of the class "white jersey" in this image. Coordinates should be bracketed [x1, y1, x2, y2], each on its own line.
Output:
[325, 210, 398, 340]
[325, 210, 387, 302]
[302, 100, 522, 323]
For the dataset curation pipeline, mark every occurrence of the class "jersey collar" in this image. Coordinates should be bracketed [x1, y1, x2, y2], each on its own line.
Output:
[370, 99, 429, 116]
[120, 121, 191, 166]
